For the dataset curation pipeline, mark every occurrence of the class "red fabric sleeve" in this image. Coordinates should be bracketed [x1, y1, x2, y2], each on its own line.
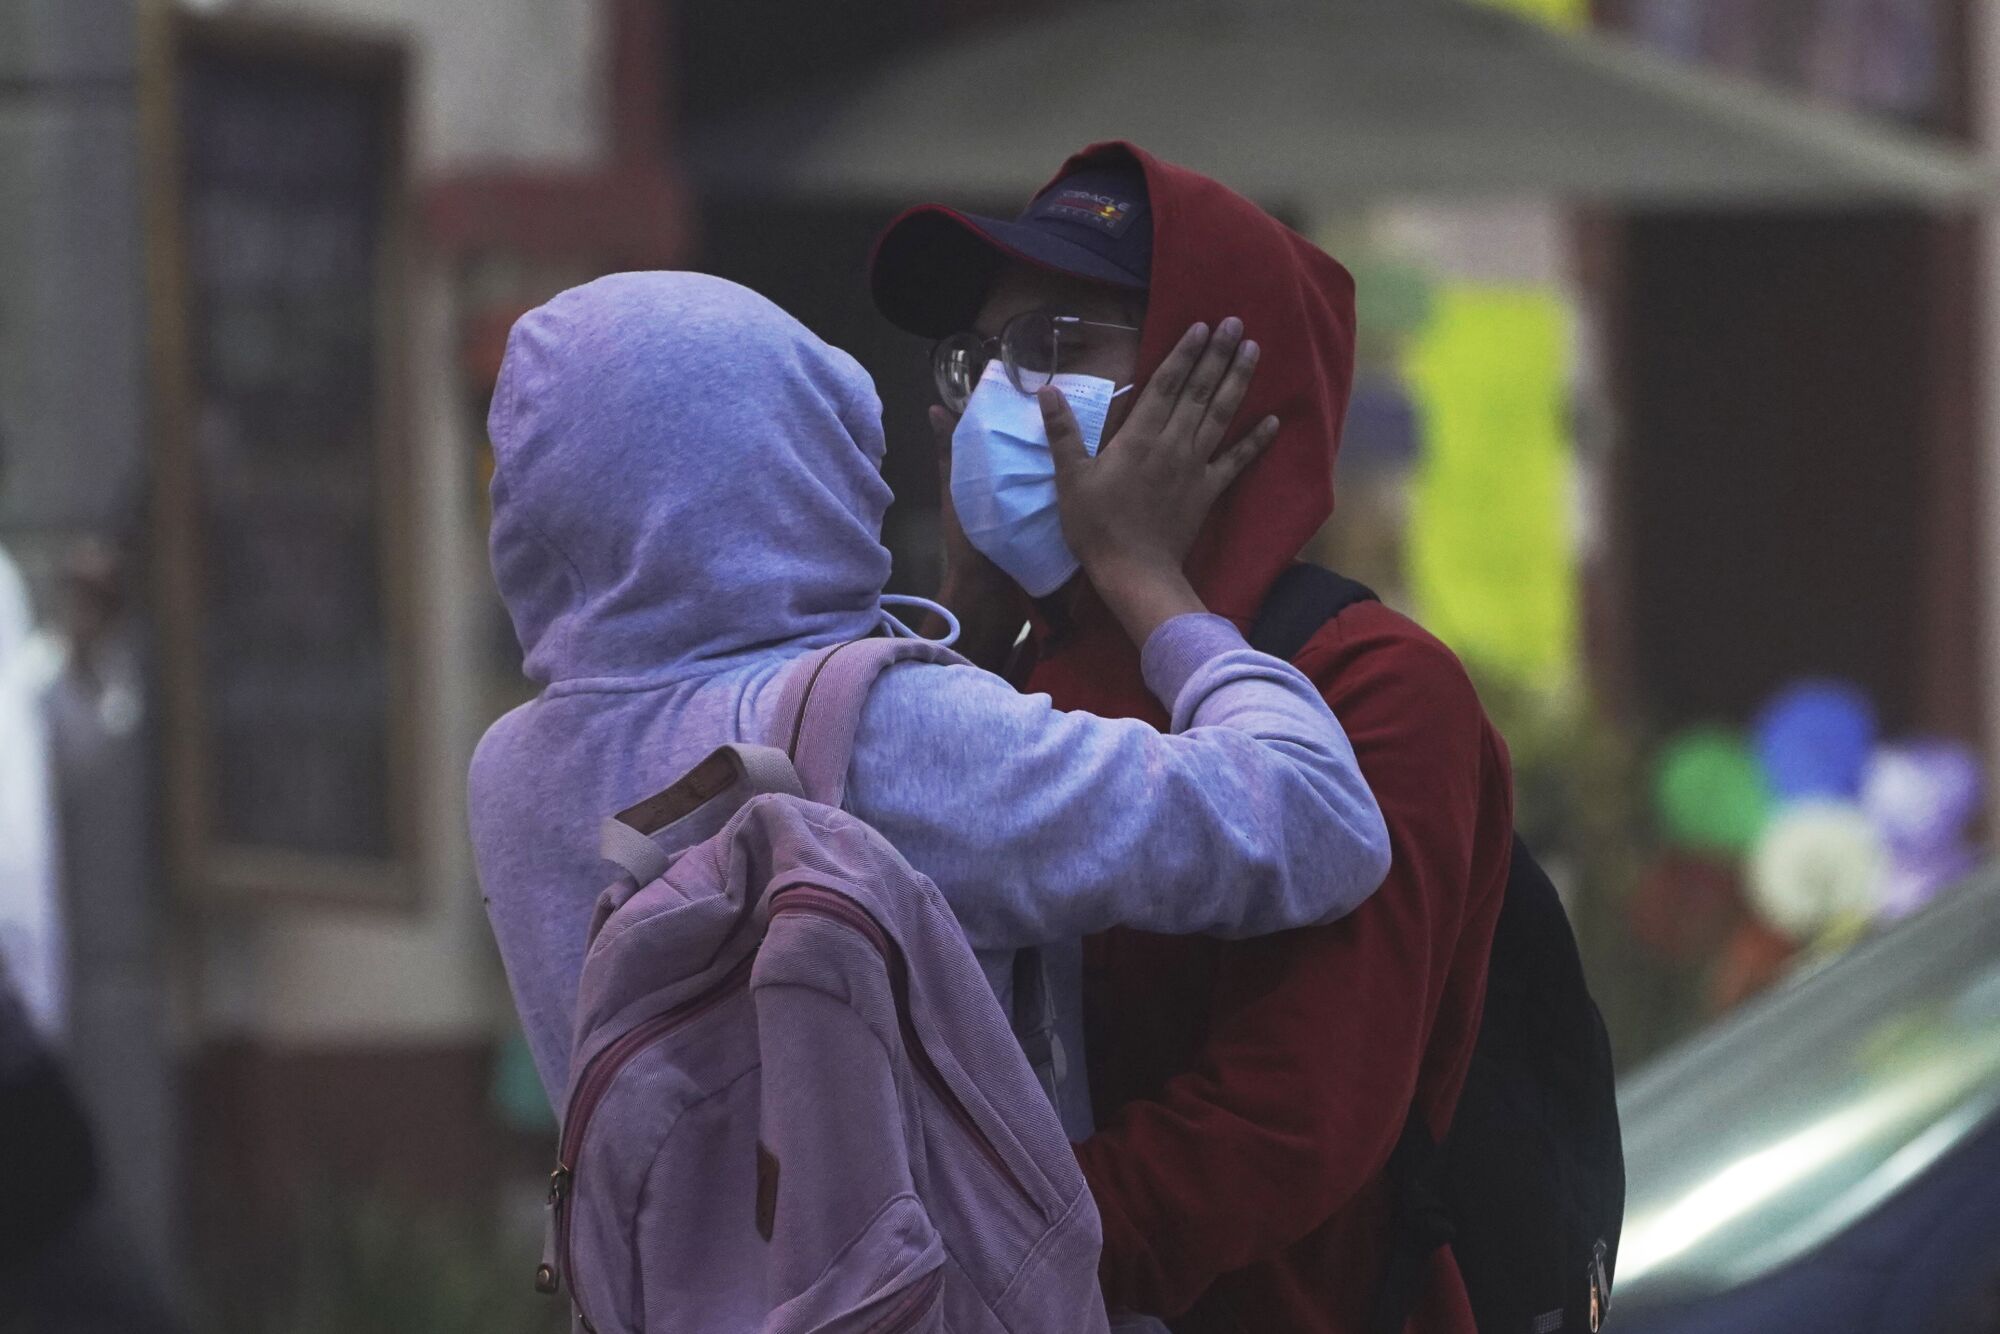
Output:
[1075, 612, 1510, 1319]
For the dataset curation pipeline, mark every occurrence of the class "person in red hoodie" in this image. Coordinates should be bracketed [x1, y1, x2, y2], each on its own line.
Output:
[870, 141, 1514, 1333]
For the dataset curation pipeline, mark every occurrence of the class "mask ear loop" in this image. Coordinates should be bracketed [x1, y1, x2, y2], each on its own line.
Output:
[878, 594, 960, 648]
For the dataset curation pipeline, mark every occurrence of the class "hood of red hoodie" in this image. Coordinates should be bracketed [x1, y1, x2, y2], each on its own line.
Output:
[1027, 141, 1357, 723]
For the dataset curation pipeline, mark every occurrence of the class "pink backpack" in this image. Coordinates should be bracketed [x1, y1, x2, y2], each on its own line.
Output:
[534, 638, 1108, 1334]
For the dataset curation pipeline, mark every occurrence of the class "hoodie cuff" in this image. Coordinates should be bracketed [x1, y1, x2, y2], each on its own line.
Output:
[1140, 613, 1249, 707]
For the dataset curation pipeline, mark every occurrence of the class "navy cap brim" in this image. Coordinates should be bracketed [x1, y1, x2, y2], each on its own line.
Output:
[869, 204, 1148, 340]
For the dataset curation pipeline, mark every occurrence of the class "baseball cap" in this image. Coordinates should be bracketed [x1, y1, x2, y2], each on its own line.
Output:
[869, 162, 1152, 339]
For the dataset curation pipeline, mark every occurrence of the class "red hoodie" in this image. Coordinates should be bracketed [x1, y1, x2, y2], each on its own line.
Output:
[1024, 143, 1514, 1333]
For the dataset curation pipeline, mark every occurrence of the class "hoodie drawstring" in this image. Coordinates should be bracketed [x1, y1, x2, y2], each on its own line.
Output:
[878, 595, 960, 649]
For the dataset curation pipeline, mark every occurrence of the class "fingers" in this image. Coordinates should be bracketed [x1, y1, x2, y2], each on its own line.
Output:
[1192, 337, 1259, 460]
[1206, 415, 1281, 497]
[1122, 321, 1209, 438]
[1165, 317, 1246, 451]
[1038, 386, 1090, 477]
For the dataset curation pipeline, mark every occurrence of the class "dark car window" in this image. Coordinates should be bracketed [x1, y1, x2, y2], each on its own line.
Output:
[1614, 874, 2000, 1309]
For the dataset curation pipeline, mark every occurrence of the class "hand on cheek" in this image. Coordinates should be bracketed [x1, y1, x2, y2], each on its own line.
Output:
[1042, 318, 1279, 647]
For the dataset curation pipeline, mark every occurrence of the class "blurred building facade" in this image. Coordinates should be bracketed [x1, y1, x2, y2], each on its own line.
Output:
[4, 0, 177, 1288]
[4, 0, 638, 1314]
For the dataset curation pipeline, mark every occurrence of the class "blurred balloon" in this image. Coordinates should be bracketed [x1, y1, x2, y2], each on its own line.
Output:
[1752, 679, 1877, 801]
[1748, 800, 1886, 942]
[1864, 739, 1982, 919]
[1862, 739, 1981, 855]
[1877, 847, 1976, 920]
[1627, 852, 1745, 962]
[1653, 729, 1770, 853]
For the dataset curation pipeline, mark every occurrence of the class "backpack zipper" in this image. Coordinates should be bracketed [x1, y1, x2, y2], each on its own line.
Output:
[538, 949, 758, 1304]
[768, 886, 1039, 1212]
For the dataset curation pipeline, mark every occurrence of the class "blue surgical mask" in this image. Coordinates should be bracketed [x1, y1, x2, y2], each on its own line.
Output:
[950, 360, 1130, 598]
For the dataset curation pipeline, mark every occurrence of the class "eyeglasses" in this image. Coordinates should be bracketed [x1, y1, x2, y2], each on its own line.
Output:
[932, 311, 1142, 414]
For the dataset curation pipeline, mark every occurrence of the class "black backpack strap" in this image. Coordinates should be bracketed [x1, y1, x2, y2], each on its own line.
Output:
[1371, 1116, 1455, 1334]
[1254, 564, 1445, 1332]
[1248, 563, 1379, 660]
[1010, 946, 1065, 1107]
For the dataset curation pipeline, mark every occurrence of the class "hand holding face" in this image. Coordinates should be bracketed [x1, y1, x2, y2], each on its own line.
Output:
[1040, 317, 1276, 586]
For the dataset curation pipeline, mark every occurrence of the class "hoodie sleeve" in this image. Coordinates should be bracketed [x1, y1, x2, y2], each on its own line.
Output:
[844, 613, 1390, 948]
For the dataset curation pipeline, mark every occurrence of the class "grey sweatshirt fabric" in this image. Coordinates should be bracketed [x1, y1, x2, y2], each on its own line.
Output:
[468, 272, 1390, 1137]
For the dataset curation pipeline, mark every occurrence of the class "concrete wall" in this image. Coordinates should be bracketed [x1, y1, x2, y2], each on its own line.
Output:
[0, 0, 149, 539]
[232, 0, 604, 171]
[2, 0, 614, 1286]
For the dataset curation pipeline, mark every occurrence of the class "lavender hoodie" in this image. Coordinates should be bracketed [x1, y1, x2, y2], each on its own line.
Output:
[468, 273, 1390, 1137]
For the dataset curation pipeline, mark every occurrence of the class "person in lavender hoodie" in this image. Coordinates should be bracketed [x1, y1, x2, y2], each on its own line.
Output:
[468, 271, 1390, 1140]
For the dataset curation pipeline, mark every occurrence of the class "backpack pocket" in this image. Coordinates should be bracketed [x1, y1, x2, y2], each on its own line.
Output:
[760, 891, 1068, 1327]
[763, 1193, 945, 1334]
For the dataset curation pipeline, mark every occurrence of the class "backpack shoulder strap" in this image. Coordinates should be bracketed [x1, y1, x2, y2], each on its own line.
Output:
[592, 634, 960, 892]
[1249, 564, 1442, 1334]
[770, 636, 964, 808]
[596, 743, 809, 912]
[1370, 1115, 1455, 1334]
[1249, 562, 1380, 661]
[769, 636, 1075, 1094]
[1011, 944, 1066, 1106]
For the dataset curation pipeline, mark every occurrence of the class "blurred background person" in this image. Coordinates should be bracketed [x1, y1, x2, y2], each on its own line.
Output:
[0, 955, 183, 1334]
[0, 428, 64, 1042]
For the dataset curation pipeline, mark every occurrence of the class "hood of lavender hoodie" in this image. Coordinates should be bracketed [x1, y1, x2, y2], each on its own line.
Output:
[471, 273, 1391, 1134]
[473, 273, 900, 1097]
[488, 271, 893, 688]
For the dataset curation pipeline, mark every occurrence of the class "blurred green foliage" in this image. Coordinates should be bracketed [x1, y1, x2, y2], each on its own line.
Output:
[1468, 669, 1649, 919]
[200, 1192, 563, 1334]
[1467, 668, 1711, 1066]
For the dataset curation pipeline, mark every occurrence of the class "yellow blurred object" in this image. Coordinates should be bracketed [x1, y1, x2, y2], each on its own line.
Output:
[1809, 910, 1875, 962]
[1403, 285, 1579, 690]
[1470, 0, 1590, 30]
